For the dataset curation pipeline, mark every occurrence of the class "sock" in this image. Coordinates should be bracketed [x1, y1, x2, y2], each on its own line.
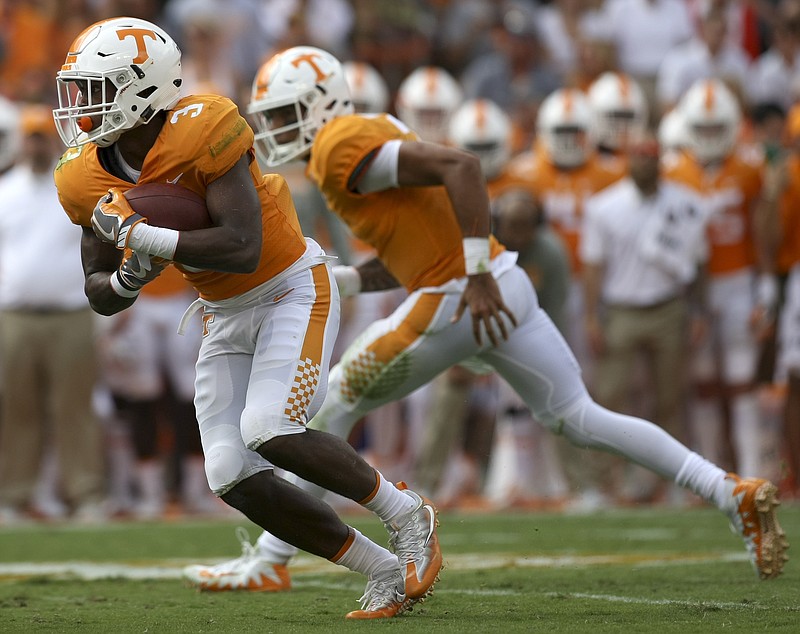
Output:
[730, 392, 761, 478]
[255, 531, 298, 565]
[689, 398, 725, 466]
[675, 451, 734, 512]
[361, 470, 416, 523]
[331, 527, 399, 578]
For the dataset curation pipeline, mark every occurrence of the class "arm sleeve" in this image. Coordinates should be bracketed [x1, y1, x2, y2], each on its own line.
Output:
[354, 139, 402, 194]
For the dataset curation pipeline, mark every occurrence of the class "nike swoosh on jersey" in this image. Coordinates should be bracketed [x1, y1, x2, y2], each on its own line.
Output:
[273, 288, 294, 302]
[167, 172, 184, 185]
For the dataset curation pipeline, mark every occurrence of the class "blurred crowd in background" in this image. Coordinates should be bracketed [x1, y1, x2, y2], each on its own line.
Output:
[0, 0, 799, 524]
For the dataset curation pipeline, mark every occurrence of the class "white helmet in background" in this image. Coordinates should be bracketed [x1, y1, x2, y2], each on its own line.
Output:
[53, 17, 182, 148]
[343, 61, 389, 114]
[537, 88, 592, 168]
[657, 108, 689, 154]
[448, 99, 512, 180]
[248, 46, 354, 167]
[0, 96, 21, 173]
[587, 72, 648, 152]
[395, 66, 463, 143]
[678, 78, 741, 163]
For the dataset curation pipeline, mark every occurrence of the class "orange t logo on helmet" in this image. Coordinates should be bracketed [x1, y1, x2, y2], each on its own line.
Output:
[291, 53, 330, 82]
[117, 28, 158, 64]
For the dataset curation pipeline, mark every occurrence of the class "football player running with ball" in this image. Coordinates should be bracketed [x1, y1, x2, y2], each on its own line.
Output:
[52, 18, 441, 619]
[185, 45, 788, 586]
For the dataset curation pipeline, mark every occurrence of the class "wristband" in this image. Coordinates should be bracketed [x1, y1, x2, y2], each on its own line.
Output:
[463, 237, 490, 276]
[332, 265, 361, 297]
[127, 222, 179, 260]
[110, 270, 141, 298]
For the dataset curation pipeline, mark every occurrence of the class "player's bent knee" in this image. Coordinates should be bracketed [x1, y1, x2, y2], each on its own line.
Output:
[204, 444, 247, 495]
[240, 407, 304, 451]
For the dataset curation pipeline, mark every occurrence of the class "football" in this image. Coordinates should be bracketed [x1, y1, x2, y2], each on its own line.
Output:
[123, 182, 212, 231]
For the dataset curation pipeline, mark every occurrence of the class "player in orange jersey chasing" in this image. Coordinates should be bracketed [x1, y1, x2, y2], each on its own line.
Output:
[185, 45, 788, 589]
[52, 17, 440, 619]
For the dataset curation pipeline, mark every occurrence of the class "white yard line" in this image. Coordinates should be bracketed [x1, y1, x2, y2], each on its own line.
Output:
[0, 550, 748, 581]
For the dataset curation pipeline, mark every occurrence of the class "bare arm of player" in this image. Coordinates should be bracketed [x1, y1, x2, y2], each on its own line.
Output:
[169, 154, 262, 273]
[356, 257, 401, 292]
[687, 262, 711, 347]
[82, 227, 136, 315]
[582, 261, 606, 356]
[396, 141, 517, 346]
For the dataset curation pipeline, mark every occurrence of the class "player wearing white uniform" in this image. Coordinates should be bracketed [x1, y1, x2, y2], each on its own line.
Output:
[97, 267, 217, 519]
[186, 46, 788, 588]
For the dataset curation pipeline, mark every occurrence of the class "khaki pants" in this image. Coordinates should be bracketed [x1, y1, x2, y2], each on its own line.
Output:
[593, 297, 691, 500]
[0, 309, 105, 509]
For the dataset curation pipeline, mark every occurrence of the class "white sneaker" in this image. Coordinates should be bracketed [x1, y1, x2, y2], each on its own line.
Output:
[183, 527, 291, 592]
[346, 567, 409, 620]
[385, 483, 442, 600]
[72, 500, 110, 525]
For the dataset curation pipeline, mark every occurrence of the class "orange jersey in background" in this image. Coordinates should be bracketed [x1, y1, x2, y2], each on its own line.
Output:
[777, 155, 800, 273]
[54, 94, 306, 301]
[505, 148, 625, 272]
[665, 150, 763, 275]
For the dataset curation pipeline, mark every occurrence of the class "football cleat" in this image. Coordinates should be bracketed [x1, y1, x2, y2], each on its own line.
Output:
[385, 482, 443, 600]
[183, 527, 291, 592]
[346, 567, 409, 619]
[726, 473, 789, 580]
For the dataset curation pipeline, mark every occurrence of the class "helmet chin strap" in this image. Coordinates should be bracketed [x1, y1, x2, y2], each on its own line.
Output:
[91, 112, 147, 147]
[92, 128, 122, 148]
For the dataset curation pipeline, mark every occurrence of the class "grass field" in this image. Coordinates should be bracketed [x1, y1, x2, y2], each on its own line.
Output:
[0, 502, 798, 633]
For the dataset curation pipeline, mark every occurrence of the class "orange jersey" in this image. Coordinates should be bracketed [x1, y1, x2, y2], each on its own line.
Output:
[665, 150, 763, 276]
[140, 263, 195, 297]
[777, 155, 800, 273]
[307, 113, 503, 291]
[485, 167, 539, 201]
[505, 148, 625, 272]
[54, 94, 306, 301]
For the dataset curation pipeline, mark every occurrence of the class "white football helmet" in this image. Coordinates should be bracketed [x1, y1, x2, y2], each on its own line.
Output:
[657, 108, 689, 154]
[395, 66, 463, 143]
[343, 61, 389, 114]
[248, 46, 353, 167]
[0, 96, 21, 173]
[448, 99, 512, 180]
[587, 72, 648, 152]
[678, 78, 741, 163]
[536, 88, 592, 168]
[53, 17, 182, 148]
